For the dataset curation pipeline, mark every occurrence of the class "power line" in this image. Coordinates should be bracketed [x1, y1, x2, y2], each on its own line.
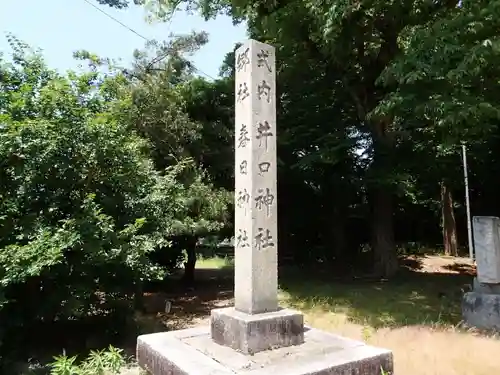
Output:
[82, 0, 149, 41]
[81, 0, 216, 80]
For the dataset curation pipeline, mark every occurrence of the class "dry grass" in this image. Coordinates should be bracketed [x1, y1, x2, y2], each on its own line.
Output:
[286, 298, 500, 375]
[148, 255, 500, 375]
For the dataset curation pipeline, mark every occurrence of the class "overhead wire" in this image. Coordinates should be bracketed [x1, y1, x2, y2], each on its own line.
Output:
[81, 0, 216, 80]
[82, 0, 149, 40]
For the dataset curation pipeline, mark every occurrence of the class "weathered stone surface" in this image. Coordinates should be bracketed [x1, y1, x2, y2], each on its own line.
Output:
[210, 307, 304, 354]
[462, 291, 500, 330]
[234, 39, 279, 315]
[473, 216, 500, 284]
[137, 326, 393, 375]
[472, 277, 500, 295]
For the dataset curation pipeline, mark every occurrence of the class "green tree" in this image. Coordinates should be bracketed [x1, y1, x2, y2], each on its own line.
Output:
[92, 0, 500, 273]
[83, 31, 234, 283]
[0, 36, 228, 363]
[137, 0, 470, 276]
[375, 0, 500, 254]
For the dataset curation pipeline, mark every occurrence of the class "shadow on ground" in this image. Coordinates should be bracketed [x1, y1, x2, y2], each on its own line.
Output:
[8, 256, 475, 374]
[157, 256, 474, 331]
[279, 256, 474, 329]
[400, 256, 424, 271]
[442, 262, 476, 275]
[6, 268, 234, 375]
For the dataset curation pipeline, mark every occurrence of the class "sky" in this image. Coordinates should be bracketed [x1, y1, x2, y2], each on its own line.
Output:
[0, 0, 247, 78]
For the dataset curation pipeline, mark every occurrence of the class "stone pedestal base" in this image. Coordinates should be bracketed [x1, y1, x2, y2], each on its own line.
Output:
[137, 325, 393, 375]
[210, 307, 304, 354]
[462, 291, 500, 330]
[473, 277, 500, 294]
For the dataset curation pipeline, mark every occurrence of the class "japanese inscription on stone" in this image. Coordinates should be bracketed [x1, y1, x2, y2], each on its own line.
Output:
[256, 120, 273, 150]
[236, 47, 250, 72]
[237, 83, 250, 103]
[238, 124, 250, 148]
[257, 80, 271, 103]
[255, 228, 275, 251]
[237, 229, 250, 248]
[257, 49, 272, 72]
[239, 160, 248, 175]
[234, 40, 278, 314]
[258, 162, 270, 175]
[237, 189, 250, 208]
[234, 45, 276, 241]
[255, 188, 274, 216]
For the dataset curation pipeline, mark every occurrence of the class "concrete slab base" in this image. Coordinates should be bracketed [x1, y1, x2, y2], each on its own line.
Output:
[473, 277, 500, 295]
[210, 307, 304, 354]
[463, 291, 500, 330]
[137, 326, 393, 375]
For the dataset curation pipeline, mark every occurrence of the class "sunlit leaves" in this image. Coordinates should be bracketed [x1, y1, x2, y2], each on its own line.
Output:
[50, 345, 126, 375]
[378, 0, 500, 144]
[0, 36, 230, 346]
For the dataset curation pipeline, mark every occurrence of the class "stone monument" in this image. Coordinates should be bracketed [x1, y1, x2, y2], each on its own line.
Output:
[136, 39, 393, 375]
[463, 216, 500, 330]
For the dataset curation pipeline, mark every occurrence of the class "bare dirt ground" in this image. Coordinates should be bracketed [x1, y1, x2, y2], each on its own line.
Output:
[128, 255, 499, 375]
[402, 254, 476, 275]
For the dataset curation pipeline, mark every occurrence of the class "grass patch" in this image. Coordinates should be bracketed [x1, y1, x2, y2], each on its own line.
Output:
[194, 254, 468, 329]
[195, 255, 234, 270]
[274, 258, 497, 375]
[279, 274, 463, 329]
[14, 255, 499, 375]
[163, 255, 500, 375]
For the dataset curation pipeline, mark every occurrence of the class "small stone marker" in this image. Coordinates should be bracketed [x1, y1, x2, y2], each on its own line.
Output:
[136, 39, 393, 375]
[234, 40, 278, 314]
[463, 216, 500, 330]
[473, 216, 500, 283]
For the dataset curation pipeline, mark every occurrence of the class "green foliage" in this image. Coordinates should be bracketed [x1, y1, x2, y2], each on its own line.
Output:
[0, 94, 164, 322]
[140, 0, 500, 276]
[377, 0, 500, 141]
[0, 35, 230, 365]
[7, 0, 500, 366]
[50, 346, 126, 375]
[96, 0, 129, 8]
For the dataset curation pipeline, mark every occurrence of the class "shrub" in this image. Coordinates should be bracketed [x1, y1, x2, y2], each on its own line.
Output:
[0, 39, 229, 365]
[49, 346, 126, 375]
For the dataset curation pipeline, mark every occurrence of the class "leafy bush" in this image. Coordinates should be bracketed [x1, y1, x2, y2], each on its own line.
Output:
[0, 37, 229, 364]
[50, 346, 126, 375]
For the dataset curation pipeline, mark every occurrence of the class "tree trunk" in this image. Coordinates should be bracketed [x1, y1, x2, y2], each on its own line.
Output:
[371, 187, 399, 277]
[370, 119, 398, 278]
[441, 181, 458, 256]
[330, 204, 347, 262]
[133, 281, 144, 311]
[332, 218, 347, 261]
[182, 236, 198, 286]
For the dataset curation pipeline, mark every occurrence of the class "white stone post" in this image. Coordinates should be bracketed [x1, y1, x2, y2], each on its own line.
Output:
[136, 40, 393, 374]
[234, 39, 278, 314]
